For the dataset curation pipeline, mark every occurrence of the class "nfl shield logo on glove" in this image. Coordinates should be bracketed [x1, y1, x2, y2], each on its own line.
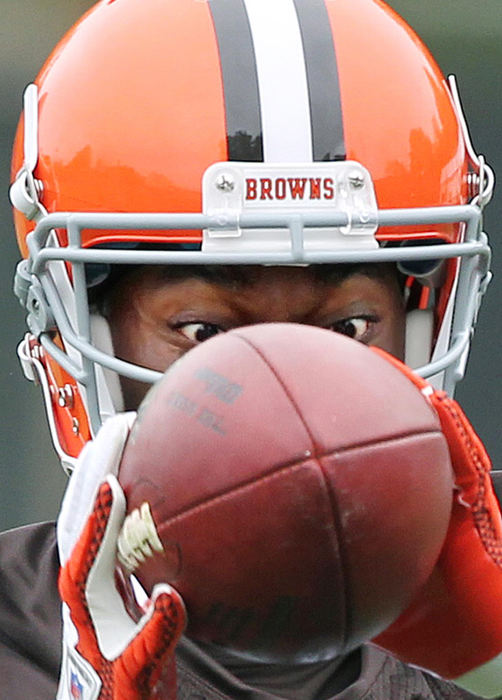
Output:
[70, 671, 83, 699]
[57, 641, 101, 700]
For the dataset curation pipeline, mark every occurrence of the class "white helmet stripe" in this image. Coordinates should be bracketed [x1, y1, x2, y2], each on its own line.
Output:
[242, 0, 313, 162]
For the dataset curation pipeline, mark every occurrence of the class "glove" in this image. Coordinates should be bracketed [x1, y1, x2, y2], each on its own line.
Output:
[56, 415, 186, 700]
[371, 351, 502, 699]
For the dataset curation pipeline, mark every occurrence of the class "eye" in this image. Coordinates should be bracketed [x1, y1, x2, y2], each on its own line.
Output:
[329, 316, 376, 342]
[175, 322, 225, 344]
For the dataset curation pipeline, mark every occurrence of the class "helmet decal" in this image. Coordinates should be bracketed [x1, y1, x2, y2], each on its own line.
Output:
[209, 0, 345, 162]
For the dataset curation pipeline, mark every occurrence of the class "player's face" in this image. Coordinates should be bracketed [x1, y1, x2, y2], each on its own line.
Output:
[104, 264, 406, 410]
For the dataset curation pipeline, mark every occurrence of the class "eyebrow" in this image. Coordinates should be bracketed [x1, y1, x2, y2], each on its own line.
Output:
[157, 263, 399, 288]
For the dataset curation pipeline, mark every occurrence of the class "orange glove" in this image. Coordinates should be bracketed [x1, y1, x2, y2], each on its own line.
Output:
[372, 352, 502, 698]
[57, 475, 186, 700]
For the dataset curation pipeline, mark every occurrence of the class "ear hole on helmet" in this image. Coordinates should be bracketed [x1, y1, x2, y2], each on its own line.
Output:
[396, 238, 447, 289]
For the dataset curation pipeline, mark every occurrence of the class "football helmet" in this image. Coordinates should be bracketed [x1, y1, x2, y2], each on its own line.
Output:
[10, 0, 493, 472]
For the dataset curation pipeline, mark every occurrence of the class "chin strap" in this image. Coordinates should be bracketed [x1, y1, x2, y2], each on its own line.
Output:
[90, 314, 125, 417]
[404, 308, 433, 373]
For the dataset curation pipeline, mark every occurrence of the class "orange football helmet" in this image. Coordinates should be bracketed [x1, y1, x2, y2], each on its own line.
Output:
[10, 0, 493, 471]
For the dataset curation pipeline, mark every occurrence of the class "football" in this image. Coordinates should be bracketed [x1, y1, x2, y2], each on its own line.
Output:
[118, 322, 454, 662]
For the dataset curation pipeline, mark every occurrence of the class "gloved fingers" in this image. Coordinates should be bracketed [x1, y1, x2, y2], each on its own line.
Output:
[371, 346, 499, 524]
[142, 585, 186, 662]
[60, 475, 143, 663]
[58, 478, 117, 668]
[115, 585, 186, 699]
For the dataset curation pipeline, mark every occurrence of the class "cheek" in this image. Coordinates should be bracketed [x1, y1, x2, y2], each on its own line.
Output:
[378, 298, 406, 361]
[109, 301, 176, 367]
[108, 304, 182, 410]
[379, 321, 405, 361]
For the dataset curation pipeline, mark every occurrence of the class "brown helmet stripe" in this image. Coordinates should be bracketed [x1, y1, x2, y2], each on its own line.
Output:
[292, 0, 346, 161]
[208, 0, 263, 162]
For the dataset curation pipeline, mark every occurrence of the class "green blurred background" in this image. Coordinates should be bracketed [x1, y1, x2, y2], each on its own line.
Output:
[1, 1, 501, 530]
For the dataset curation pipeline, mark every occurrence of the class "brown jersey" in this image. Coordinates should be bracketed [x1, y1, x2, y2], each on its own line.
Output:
[0, 522, 488, 700]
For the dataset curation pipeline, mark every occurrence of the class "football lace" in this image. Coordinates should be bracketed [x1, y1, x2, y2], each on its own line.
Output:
[117, 501, 164, 572]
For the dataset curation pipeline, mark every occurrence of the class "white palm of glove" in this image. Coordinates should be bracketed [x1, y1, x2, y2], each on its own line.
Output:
[57, 412, 136, 566]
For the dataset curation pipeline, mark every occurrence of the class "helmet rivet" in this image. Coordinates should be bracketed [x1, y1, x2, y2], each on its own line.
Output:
[215, 173, 235, 193]
[72, 418, 80, 435]
[348, 171, 365, 189]
[58, 384, 74, 408]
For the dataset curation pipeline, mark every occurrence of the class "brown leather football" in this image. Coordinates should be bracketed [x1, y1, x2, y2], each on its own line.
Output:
[118, 322, 453, 662]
